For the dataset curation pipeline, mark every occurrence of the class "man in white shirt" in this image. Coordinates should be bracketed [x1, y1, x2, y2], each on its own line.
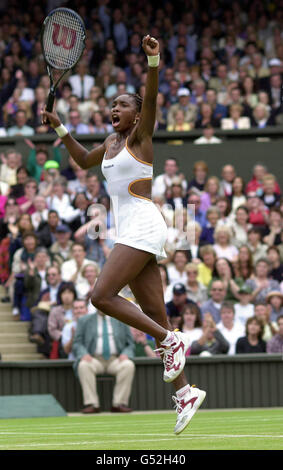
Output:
[61, 242, 99, 292]
[152, 157, 187, 198]
[234, 285, 255, 327]
[68, 62, 95, 101]
[61, 298, 89, 360]
[194, 125, 222, 145]
[217, 302, 245, 355]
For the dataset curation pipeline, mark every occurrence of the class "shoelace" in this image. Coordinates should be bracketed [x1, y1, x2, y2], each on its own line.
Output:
[172, 395, 182, 414]
[154, 344, 175, 370]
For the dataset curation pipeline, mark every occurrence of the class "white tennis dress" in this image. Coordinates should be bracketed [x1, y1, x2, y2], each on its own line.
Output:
[101, 138, 168, 259]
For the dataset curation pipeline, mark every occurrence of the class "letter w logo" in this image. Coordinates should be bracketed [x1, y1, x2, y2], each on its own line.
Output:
[52, 23, 77, 50]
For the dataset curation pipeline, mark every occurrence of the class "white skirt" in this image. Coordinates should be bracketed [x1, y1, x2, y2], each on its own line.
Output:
[114, 199, 168, 259]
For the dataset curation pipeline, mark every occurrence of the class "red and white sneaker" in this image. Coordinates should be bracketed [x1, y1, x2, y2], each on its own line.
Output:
[156, 331, 190, 383]
[173, 385, 206, 435]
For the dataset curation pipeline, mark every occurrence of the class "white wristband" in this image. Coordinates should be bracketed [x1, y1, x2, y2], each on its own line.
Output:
[54, 124, 68, 138]
[147, 54, 160, 67]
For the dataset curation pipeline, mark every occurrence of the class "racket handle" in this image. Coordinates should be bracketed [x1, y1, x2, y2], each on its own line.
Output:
[46, 90, 55, 112]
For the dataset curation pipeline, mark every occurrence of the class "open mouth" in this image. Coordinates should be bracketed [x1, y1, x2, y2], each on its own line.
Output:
[112, 114, 120, 127]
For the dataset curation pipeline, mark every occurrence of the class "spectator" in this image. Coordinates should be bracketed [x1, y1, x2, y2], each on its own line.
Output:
[187, 160, 208, 193]
[219, 164, 236, 198]
[31, 195, 48, 231]
[36, 209, 60, 248]
[7, 109, 34, 136]
[166, 109, 192, 132]
[23, 247, 50, 310]
[244, 258, 281, 303]
[213, 225, 239, 262]
[88, 111, 113, 134]
[254, 300, 278, 343]
[61, 242, 98, 289]
[211, 257, 242, 302]
[266, 246, 283, 283]
[130, 327, 156, 358]
[263, 208, 282, 247]
[165, 282, 196, 330]
[49, 224, 74, 267]
[234, 284, 255, 327]
[165, 177, 188, 210]
[195, 103, 220, 129]
[0, 149, 18, 186]
[200, 279, 227, 323]
[48, 282, 77, 357]
[200, 176, 220, 212]
[194, 125, 222, 144]
[25, 139, 62, 183]
[152, 158, 186, 198]
[221, 103, 251, 129]
[29, 301, 52, 358]
[46, 177, 77, 223]
[229, 206, 252, 249]
[235, 316, 266, 354]
[65, 110, 89, 135]
[167, 250, 188, 285]
[234, 245, 254, 280]
[200, 206, 220, 244]
[266, 292, 283, 323]
[266, 315, 283, 353]
[9, 166, 29, 199]
[251, 103, 275, 128]
[196, 245, 216, 288]
[158, 264, 172, 304]
[216, 302, 245, 355]
[190, 312, 229, 356]
[247, 227, 268, 265]
[61, 298, 89, 360]
[16, 178, 38, 215]
[183, 262, 208, 305]
[75, 262, 100, 308]
[260, 174, 281, 210]
[167, 88, 198, 129]
[179, 303, 203, 349]
[85, 172, 105, 203]
[68, 62, 95, 101]
[38, 264, 65, 306]
[73, 310, 135, 413]
[230, 176, 247, 213]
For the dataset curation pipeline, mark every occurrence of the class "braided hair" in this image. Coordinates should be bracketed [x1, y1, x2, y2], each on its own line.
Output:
[125, 93, 143, 112]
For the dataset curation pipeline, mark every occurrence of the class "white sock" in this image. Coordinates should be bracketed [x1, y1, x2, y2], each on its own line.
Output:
[176, 384, 191, 398]
[161, 330, 175, 345]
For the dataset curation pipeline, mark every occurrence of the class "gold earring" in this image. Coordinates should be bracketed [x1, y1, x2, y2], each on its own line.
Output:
[133, 118, 138, 124]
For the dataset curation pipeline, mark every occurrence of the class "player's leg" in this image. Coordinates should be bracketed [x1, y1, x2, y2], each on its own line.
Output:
[91, 243, 188, 383]
[91, 243, 168, 341]
[129, 256, 206, 434]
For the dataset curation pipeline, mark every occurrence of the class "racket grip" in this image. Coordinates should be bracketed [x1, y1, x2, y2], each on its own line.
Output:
[46, 91, 55, 112]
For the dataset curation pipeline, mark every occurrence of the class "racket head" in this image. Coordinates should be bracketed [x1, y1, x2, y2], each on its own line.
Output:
[41, 7, 86, 72]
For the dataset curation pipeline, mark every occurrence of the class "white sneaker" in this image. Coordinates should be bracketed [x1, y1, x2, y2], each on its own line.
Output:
[173, 385, 206, 435]
[156, 331, 190, 383]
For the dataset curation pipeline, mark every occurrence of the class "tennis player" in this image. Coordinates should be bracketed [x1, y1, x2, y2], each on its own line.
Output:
[42, 34, 206, 434]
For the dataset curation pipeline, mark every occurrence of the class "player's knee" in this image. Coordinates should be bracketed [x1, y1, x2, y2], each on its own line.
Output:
[91, 286, 109, 310]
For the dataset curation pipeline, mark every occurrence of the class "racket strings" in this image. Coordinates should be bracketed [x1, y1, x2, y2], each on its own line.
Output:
[43, 10, 85, 70]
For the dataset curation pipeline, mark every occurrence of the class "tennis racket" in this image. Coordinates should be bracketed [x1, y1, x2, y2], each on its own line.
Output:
[40, 7, 86, 112]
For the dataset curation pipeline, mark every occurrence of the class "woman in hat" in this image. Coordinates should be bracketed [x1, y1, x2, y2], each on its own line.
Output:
[266, 291, 283, 322]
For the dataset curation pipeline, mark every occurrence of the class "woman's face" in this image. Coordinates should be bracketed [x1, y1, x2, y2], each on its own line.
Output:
[19, 214, 32, 231]
[182, 310, 196, 327]
[23, 235, 37, 252]
[232, 177, 243, 193]
[207, 179, 218, 195]
[236, 208, 248, 224]
[255, 261, 269, 278]
[216, 258, 230, 275]
[61, 289, 75, 305]
[247, 320, 261, 336]
[84, 265, 98, 283]
[174, 252, 187, 267]
[239, 246, 250, 261]
[111, 95, 138, 132]
[216, 230, 229, 245]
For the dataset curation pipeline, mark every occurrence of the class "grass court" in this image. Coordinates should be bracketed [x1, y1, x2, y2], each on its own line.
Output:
[0, 408, 282, 451]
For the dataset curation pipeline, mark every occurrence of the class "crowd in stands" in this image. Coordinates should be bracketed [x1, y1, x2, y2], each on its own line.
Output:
[1, 1, 283, 136]
[0, 0, 283, 359]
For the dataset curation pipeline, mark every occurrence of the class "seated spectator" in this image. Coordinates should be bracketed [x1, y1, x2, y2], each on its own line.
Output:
[85, 172, 106, 204]
[7, 109, 34, 136]
[75, 262, 100, 310]
[65, 110, 89, 135]
[244, 258, 281, 303]
[229, 206, 252, 248]
[246, 163, 281, 196]
[241, 75, 258, 109]
[251, 103, 275, 128]
[130, 327, 157, 358]
[196, 245, 216, 288]
[61, 298, 89, 360]
[247, 227, 268, 265]
[31, 195, 48, 231]
[78, 86, 102, 123]
[165, 283, 196, 330]
[194, 125, 222, 145]
[234, 285, 255, 327]
[183, 262, 208, 305]
[235, 316, 266, 354]
[155, 92, 167, 130]
[38, 264, 65, 306]
[29, 301, 52, 358]
[216, 196, 232, 225]
[266, 246, 283, 283]
[167, 88, 198, 129]
[260, 174, 281, 210]
[190, 312, 229, 356]
[216, 302, 245, 355]
[48, 282, 77, 358]
[165, 177, 188, 210]
[266, 315, 283, 353]
[221, 104, 251, 130]
[179, 303, 203, 350]
[195, 103, 220, 129]
[0, 197, 20, 291]
[49, 224, 74, 266]
[254, 300, 278, 343]
[230, 176, 247, 213]
[152, 158, 186, 199]
[88, 111, 113, 134]
[266, 292, 283, 323]
[0, 149, 18, 186]
[9, 166, 29, 199]
[158, 264, 172, 303]
[187, 193, 207, 230]
[61, 242, 98, 291]
[213, 225, 239, 262]
[263, 208, 282, 247]
[166, 109, 192, 132]
[246, 191, 269, 228]
[200, 279, 227, 323]
[206, 87, 228, 122]
[200, 176, 220, 212]
[16, 178, 38, 215]
[46, 177, 78, 224]
[25, 139, 62, 183]
[200, 206, 221, 244]
[23, 247, 50, 311]
[211, 257, 242, 302]
[68, 192, 90, 233]
[187, 160, 208, 193]
[219, 164, 236, 198]
[38, 160, 61, 198]
[167, 250, 188, 285]
[68, 61, 95, 101]
[36, 209, 60, 248]
[234, 245, 254, 280]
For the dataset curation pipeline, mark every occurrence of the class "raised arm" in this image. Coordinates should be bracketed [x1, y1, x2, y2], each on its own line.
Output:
[135, 35, 160, 141]
[42, 107, 108, 169]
